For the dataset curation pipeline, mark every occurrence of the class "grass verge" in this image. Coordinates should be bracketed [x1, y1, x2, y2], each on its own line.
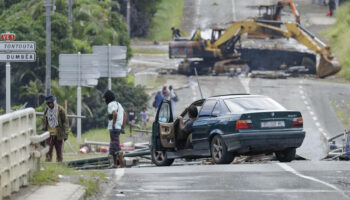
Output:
[323, 2, 350, 81]
[131, 48, 168, 55]
[150, 0, 185, 40]
[30, 163, 106, 197]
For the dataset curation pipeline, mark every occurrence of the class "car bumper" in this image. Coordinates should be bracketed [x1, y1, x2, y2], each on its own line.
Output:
[222, 130, 305, 153]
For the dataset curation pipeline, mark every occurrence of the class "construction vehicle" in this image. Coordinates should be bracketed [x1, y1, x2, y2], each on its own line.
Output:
[258, 0, 300, 23]
[169, 20, 341, 78]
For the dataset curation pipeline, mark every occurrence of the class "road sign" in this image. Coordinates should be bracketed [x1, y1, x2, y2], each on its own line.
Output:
[0, 52, 36, 62]
[59, 54, 100, 86]
[92, 45, 127, 81]
[0, 41, 36, 52]
[1, 33, 15, 41]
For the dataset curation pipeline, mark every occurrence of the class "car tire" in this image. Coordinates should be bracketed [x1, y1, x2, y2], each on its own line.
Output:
[210, 135, 234, 164]
[151, 148, 174, 166]
[275, 148, 296, 162]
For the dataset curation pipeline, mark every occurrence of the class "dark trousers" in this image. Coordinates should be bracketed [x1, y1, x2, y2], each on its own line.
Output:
[46, 135, 63, 162]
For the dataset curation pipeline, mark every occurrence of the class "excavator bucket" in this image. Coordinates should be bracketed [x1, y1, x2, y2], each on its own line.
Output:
[317, 56, 342, 78]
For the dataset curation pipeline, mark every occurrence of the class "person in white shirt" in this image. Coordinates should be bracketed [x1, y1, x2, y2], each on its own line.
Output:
[103, 90, 125, 168]
[169, 85, 178, 118]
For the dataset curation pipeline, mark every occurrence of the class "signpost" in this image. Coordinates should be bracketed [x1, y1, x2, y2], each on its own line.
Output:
[0, 33, 36, 113]
[59, 46, 127, 144]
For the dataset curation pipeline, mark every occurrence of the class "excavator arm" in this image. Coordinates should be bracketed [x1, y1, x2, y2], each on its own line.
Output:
[206, 20, 341, 78]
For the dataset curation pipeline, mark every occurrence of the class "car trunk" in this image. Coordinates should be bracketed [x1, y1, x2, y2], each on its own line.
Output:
[239, 111, 302, 130]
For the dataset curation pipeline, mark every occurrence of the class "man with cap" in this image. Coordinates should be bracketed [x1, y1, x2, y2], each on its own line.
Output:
[102, 90, 125, 168]
[41, 95, 69, 162]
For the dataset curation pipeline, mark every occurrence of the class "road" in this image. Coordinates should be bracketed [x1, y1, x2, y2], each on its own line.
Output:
[101, 161, 350, 200]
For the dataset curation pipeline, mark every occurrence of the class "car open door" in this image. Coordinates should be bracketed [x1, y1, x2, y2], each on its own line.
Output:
[153, 100, 176, 149]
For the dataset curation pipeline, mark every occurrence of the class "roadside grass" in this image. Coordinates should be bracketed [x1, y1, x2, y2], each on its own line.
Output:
[330, 100, 350, 130]
[30, 163, 106, 197]
[323, 1, 350, 81]
[131, 48, 167, 55]
[150, 0, 185, 40]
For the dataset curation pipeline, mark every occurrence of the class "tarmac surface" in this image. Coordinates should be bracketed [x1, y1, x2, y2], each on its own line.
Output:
[101, 161, 350, 200]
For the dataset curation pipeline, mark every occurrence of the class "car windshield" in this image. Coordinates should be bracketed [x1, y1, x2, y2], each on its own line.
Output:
[224, 96, 286, 113]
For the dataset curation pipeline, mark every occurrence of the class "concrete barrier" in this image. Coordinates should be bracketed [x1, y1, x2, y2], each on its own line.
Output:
[0, 108, 49, 200]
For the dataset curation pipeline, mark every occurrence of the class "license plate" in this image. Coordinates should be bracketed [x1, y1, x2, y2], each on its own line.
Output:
[261, 121, 285, 128]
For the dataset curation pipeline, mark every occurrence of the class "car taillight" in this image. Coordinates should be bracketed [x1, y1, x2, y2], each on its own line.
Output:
[292, 117, 303, 127]
[236, 120, 253, 130]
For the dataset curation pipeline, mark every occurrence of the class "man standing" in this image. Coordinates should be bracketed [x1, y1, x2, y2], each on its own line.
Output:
[41, 95, 69, 162]
[103, 90, 125, 168]
[169, 85, 178, 118]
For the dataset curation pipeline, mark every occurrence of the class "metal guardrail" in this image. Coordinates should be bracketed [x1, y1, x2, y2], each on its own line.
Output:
[0, 108, 49, 200]
[327, 130, 350, 160]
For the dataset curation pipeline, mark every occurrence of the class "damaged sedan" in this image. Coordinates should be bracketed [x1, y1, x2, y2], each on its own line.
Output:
[151, 94, 305, 166]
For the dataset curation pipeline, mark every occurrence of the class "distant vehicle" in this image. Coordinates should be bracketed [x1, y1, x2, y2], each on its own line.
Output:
[151, 94, 305, 166]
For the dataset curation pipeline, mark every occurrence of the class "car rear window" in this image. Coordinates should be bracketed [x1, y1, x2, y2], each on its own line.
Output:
[224, 97, 286, 113]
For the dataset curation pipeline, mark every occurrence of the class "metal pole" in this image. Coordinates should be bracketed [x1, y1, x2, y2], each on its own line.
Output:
[126, 0, 131, 38]
[6, 62, 11, 113]
[45, 0, 52, 96]
[108, 44, 111, 90]
[68, 0, 72, 27]
[194, 67, 204, 99]
[77, 52, 82, 144]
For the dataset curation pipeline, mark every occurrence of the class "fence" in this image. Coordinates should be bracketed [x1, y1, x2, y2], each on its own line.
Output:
[0, 108, 49, 200]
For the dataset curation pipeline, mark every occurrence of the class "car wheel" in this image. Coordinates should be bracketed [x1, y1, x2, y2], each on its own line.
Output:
[211, 135, 234, 164]
[151, 148, 174, 166]
[275, 148, 296, 162]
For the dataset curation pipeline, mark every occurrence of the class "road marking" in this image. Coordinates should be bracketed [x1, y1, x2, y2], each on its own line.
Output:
[306, 106, 311, 110]
[277, 163, 349, 198]
[118, 189, 337, 193]
[231, 0, 237, 20]
[316, 122, 321, 127]
[299, 90, 304, 94]
[301, 95, 306, 100]
[312, 116, 318, 121]
[299, 85, 303, 89]
[115, 168, 125, 182]
[309, 111, 314, 116]
[304, 101, 309, 105]
[239, 77, 251, 94]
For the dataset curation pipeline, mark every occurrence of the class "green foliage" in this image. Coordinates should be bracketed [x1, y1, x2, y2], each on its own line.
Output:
[150, 0, 185, 40]
[324, 2, 350, 81]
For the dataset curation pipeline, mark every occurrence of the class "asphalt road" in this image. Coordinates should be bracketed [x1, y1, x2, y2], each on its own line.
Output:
[101, 161, 350, 200]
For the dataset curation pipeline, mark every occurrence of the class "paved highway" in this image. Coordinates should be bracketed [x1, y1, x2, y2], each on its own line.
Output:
[101, 161, 350, 200]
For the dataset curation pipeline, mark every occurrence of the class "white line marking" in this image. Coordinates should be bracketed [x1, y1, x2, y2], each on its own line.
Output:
[232, 0, 237, 20]
[277, 163, 348, 198]
[309, 111, 314, 116]
[316, 122, 321, 127]
[115, 168, 125, 182]
[306, 106, 312, 111]
[299, 86, 303, 89]
[299, 90, 304, 94]
[304, 101, 309, 105]
[301, 95, 306, 100]
[118, 189, 337, 193]
[239, 77, 251, 94]
[312, 116, 318, 121]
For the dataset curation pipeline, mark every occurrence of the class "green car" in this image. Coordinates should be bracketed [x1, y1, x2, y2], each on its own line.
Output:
[151, 94, 305, 166]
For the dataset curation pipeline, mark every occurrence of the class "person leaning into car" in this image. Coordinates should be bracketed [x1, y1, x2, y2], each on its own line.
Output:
[177, 105, 198, 148]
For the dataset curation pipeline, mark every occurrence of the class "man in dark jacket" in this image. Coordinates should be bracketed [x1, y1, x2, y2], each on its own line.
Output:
[329, 0, 336, 16]
[41, 95, 69, 162]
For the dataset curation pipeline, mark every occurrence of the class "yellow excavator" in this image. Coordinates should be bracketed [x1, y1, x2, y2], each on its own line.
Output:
[169, 20, 341, 78]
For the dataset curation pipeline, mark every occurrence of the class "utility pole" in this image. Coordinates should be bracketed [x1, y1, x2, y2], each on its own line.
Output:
[126, 0, 131, 37]
[6, 62, 10, 113]
[45, 0, 52, 96]
[68, 0, 72, 27]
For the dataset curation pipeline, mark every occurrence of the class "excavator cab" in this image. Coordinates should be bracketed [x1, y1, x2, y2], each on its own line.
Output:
[258, 4, 277, 20]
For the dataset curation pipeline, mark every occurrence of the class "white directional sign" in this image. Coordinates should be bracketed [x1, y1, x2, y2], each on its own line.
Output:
[0, 41, 36, 52]
[0, 52, 36, 62]
[92, 45, 127, 78]
[59, 54, 100, 87]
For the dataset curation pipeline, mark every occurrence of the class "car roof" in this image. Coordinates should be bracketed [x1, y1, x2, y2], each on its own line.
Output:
[207, 94, 266, 100]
